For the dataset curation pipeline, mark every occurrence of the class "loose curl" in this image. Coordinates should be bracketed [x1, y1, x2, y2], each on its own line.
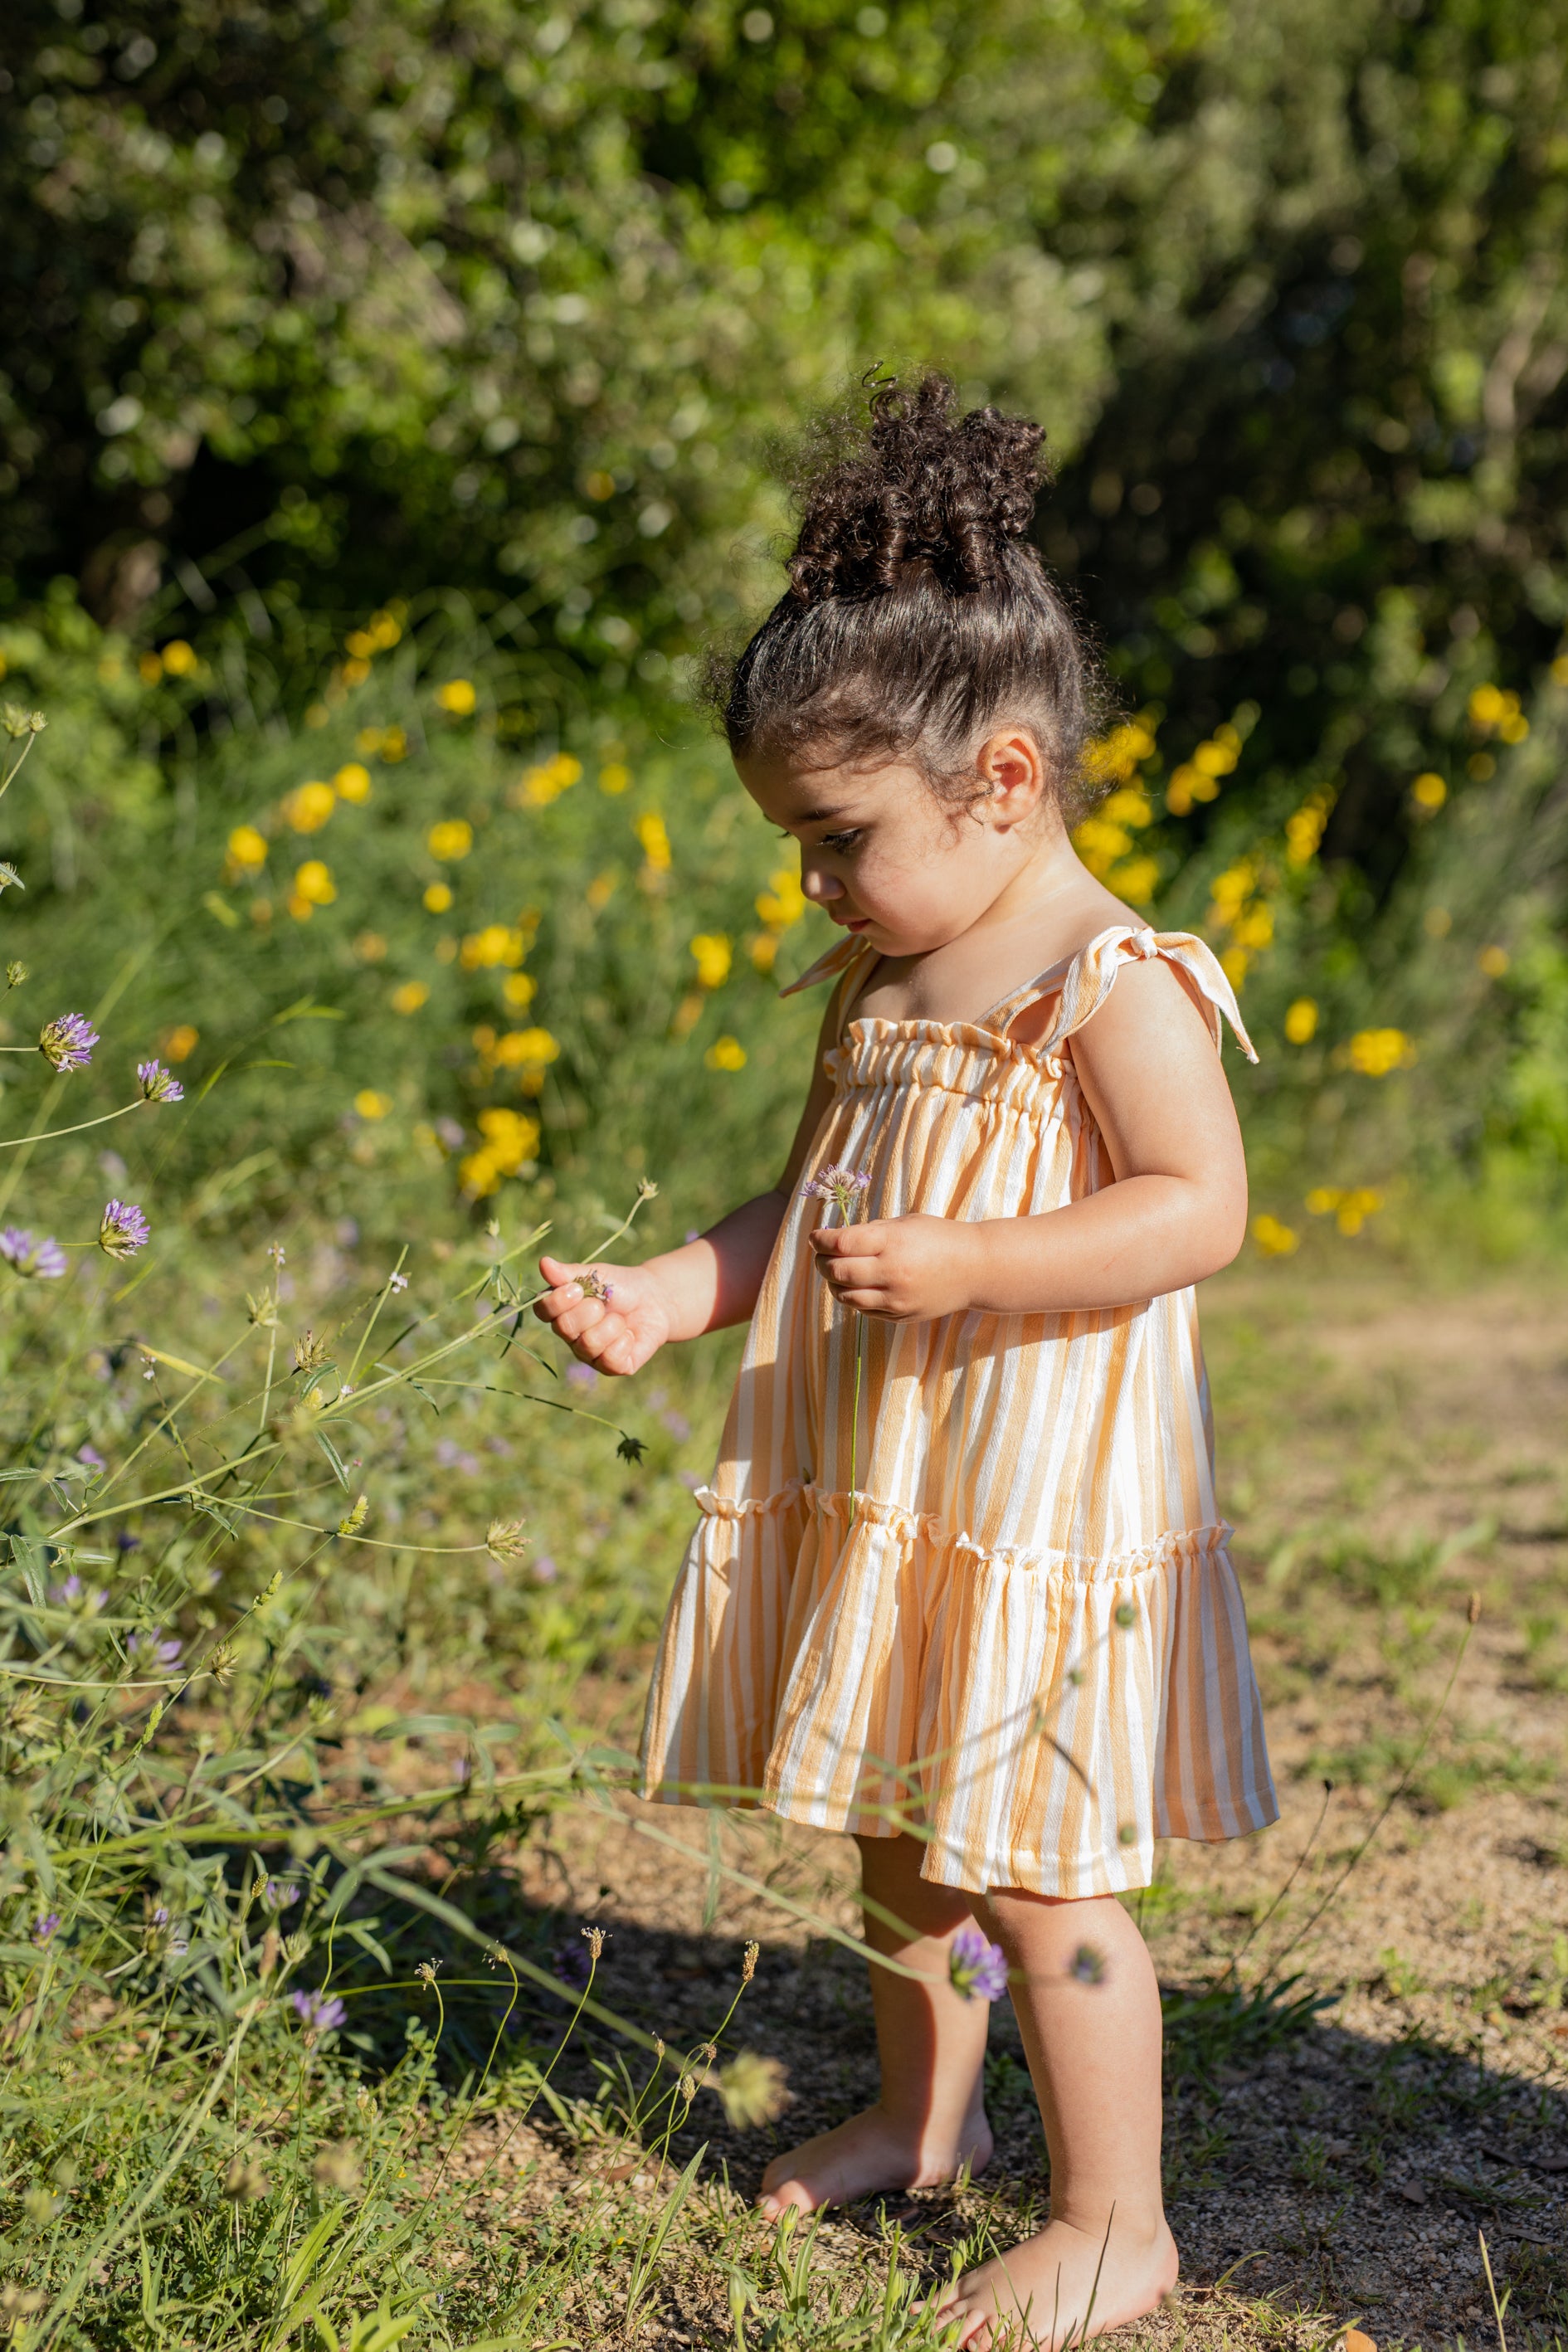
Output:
[709, 373, 1107, 821]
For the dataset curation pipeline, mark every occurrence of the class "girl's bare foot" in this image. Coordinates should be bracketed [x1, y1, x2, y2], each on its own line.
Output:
[929, 2213, 1178, 2349]
[757, 2096, 992, 2219]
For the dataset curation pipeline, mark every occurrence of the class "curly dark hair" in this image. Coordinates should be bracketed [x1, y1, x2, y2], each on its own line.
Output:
[711, 372, 1106, 819]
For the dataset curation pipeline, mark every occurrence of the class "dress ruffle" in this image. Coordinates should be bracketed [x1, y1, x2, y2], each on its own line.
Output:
[643, 1483, 1274, 1897]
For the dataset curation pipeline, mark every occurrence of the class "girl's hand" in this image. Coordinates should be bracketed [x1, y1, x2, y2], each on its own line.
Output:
[533, 1254, 673, 1376]
[810, 1215, 979, 1322]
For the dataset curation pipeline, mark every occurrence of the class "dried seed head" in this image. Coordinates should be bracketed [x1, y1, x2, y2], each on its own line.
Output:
[582, 1925, 606, 1960]
[1468, 1590, 1482, 1624]
[312, 2140, 362, 2195]
[679, 2072, 697, 2104]
[416, 1960, 438, 1984]
[246, 1290, 278, 1328]
[715, 2050, 791, 2129]
[292, 1328, 331, 1376]
[486, 1517, 529, 1564]
[222, 2153, 270, 2201]
[742, 1940, 760, 1983]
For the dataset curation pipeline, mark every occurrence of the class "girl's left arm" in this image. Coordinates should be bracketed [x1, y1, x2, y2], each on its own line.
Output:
[811, 957, 1249, 1318]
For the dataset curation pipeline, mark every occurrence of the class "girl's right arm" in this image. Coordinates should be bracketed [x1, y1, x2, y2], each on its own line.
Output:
[533, 984, 840, 1376]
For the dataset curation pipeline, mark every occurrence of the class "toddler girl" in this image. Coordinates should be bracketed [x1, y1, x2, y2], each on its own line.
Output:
[536, 374, 1276, 2346]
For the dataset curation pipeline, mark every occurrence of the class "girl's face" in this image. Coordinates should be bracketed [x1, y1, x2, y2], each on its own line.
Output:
[738, 729, 1058, 959]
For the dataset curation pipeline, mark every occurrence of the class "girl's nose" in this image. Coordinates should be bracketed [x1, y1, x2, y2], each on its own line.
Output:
[801, 861, 845, 903]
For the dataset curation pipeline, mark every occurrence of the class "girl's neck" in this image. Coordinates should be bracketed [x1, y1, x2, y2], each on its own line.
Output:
[852, 831, 1132, 1031]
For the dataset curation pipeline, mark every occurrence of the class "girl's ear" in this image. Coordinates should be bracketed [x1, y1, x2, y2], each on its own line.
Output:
[975, 728, 1048, 826]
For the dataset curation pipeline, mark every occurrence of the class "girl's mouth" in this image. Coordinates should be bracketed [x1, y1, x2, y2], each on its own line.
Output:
[840, 915, 871, 933]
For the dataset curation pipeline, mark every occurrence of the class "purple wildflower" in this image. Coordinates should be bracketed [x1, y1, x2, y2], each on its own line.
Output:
[263, 1881, 300, 1910]
[553, 1941, 592, 1990]
[1, 1226, 67, 1278]
[136, 1059, 184, 1104]
[948, 1924, 1010, 2004]
[153, 1906, 169, 1926]
[128, 1625, 182, 1668]
[801, 1164, 873, 1221]
[76, 1444, 106, 1473]
[99, 1200, 151, 1259]
[32, 1912, 61, 1945]
[38, 1012, 98, 1071]
[51, 1575, 107, 1611]
[292, 1989, 347, 2032]
[577, 1269, 613, 1304]
[1069, 1943, 1108, 1987]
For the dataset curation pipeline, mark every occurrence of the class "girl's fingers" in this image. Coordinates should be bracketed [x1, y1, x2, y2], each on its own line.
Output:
[819, 1254, 879, 1290]
[548, 1297, 608, 1345]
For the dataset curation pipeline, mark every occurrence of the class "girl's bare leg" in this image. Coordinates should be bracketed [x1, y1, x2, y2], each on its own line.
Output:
[758, 1830, 994, 2218]
[931, 1890, 1176, 2347]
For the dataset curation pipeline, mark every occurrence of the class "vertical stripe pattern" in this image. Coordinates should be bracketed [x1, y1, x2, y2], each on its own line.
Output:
[640, 925, 1278, 1896]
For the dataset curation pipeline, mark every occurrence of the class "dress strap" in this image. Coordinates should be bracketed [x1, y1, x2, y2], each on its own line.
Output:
[991, 925, 1259, 1063]
[778, 933, 874, 999]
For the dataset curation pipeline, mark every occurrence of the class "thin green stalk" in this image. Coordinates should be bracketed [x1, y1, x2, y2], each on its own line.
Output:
[0, 1096, 147, 1150]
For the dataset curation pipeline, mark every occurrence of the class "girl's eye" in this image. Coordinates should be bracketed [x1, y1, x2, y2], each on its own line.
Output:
[821, 830, 860, 853]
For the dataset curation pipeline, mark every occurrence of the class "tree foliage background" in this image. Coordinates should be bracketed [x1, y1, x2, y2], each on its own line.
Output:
[6, 0, 1567, 883]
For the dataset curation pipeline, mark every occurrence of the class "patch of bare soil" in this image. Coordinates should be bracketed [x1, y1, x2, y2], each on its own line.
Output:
[499, 1266, 1568, 2349]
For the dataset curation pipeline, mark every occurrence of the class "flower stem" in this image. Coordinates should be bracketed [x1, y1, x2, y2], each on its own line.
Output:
[0, 1098, 144, 1150]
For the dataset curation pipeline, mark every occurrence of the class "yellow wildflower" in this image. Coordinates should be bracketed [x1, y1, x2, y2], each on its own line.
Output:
[333, 762, 372, 803]
[1108, 855, 1159, 905]
[1410, 772, 1446, 812]
[293, 859, 336, 907]
[139, 650, 163, 686]
[1347, 1028, 1414, 1077]
[227, 825, 268, 873]
[1468, 683, 1507, 728]
[1478, 944, 1510, 977]
[755, 866, 806, 929]
[427, 819, 474, 862]
[705, 1035, 747, 1071]
[436, 679, 477, 717]
[341, 656, 371, 686]
[1283, 998, 1317, 1045]
[689, 933, 733, 989]
[1220, 945, 1249, 987]
[1307, 1185, 1384, 1236]
[380, 726, 407, 762]
[750, 933, 780, 971]
[1251, 1214, 1299, 1258]
[599, 762, 631, 795]
[369, 611, 402, 650]
[671, 993, 704, 1040]
[354, 1090, 391, 1120]
[460, 923, 525, 971]
[1498, 709, 1530, 745]
[491, 1027, 559, 1069]
[1285, 796, 1331, 865]
[460, 1108, 541, 1194]
[161, 640, 198, 678]
[586, 871, 618, 910]
[502, 971, 537, 1008]
[424, 882, 454, 913]
[345, 630, 377, 660]
[162, 1025, 199, 1063]
[512, 752, 583, 809]
[391, 981, 430, 1015]
[1191, 739, 1236, 780]
[283, 782, 336, 835]
[1081, 721, 1157, 786]
[1231, 903, 1274, 952]
[1552, 654, 1568, 686]
[635, 811, 672, 874]
[1208, 863, 1254, 913]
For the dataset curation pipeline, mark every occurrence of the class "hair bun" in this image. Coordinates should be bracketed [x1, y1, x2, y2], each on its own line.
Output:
[786, 372, 1046, 606]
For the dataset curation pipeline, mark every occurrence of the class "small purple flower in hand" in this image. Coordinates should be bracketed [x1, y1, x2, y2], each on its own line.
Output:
[99, 1200, 151, 1259]
[39, 1012, 98, 1071]
[948, 1923, 1010, 2003]
[137, 1059, 184, 1104]
[801, 1165, 873, 1222]
[577, 1268, 613, 1303]
[292, 1989, 347, 2032]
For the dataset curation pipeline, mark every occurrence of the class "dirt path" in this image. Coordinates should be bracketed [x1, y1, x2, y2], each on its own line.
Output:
[499, 1264, 1568, 2348]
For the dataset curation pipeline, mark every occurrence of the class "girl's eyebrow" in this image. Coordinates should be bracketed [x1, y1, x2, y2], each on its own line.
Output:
[796, 804, 852, 825]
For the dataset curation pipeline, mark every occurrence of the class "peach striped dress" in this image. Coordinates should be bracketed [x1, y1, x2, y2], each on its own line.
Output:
[640, 924, 1278, 1896]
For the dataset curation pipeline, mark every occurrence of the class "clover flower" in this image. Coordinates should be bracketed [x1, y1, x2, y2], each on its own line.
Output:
[801, 1164, 873, 1221]
[51, 1574, 107, 1610]
[33, 1912, 61, 1945]
[947, 1923, 1010, 2003]
[1, 1227, 66, 1278]
[264, 1880, 300, 1910]
[577, 1268, 613, 1303]
[38, 1012, 98, 1071]
[99, 1200, 151, 1258]
[137, 1059, 184, 1104]
[292, 1988, 347, 2032]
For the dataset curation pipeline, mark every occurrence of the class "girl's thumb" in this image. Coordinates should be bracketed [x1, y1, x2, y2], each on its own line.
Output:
[538, 1254, 579, 1287]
